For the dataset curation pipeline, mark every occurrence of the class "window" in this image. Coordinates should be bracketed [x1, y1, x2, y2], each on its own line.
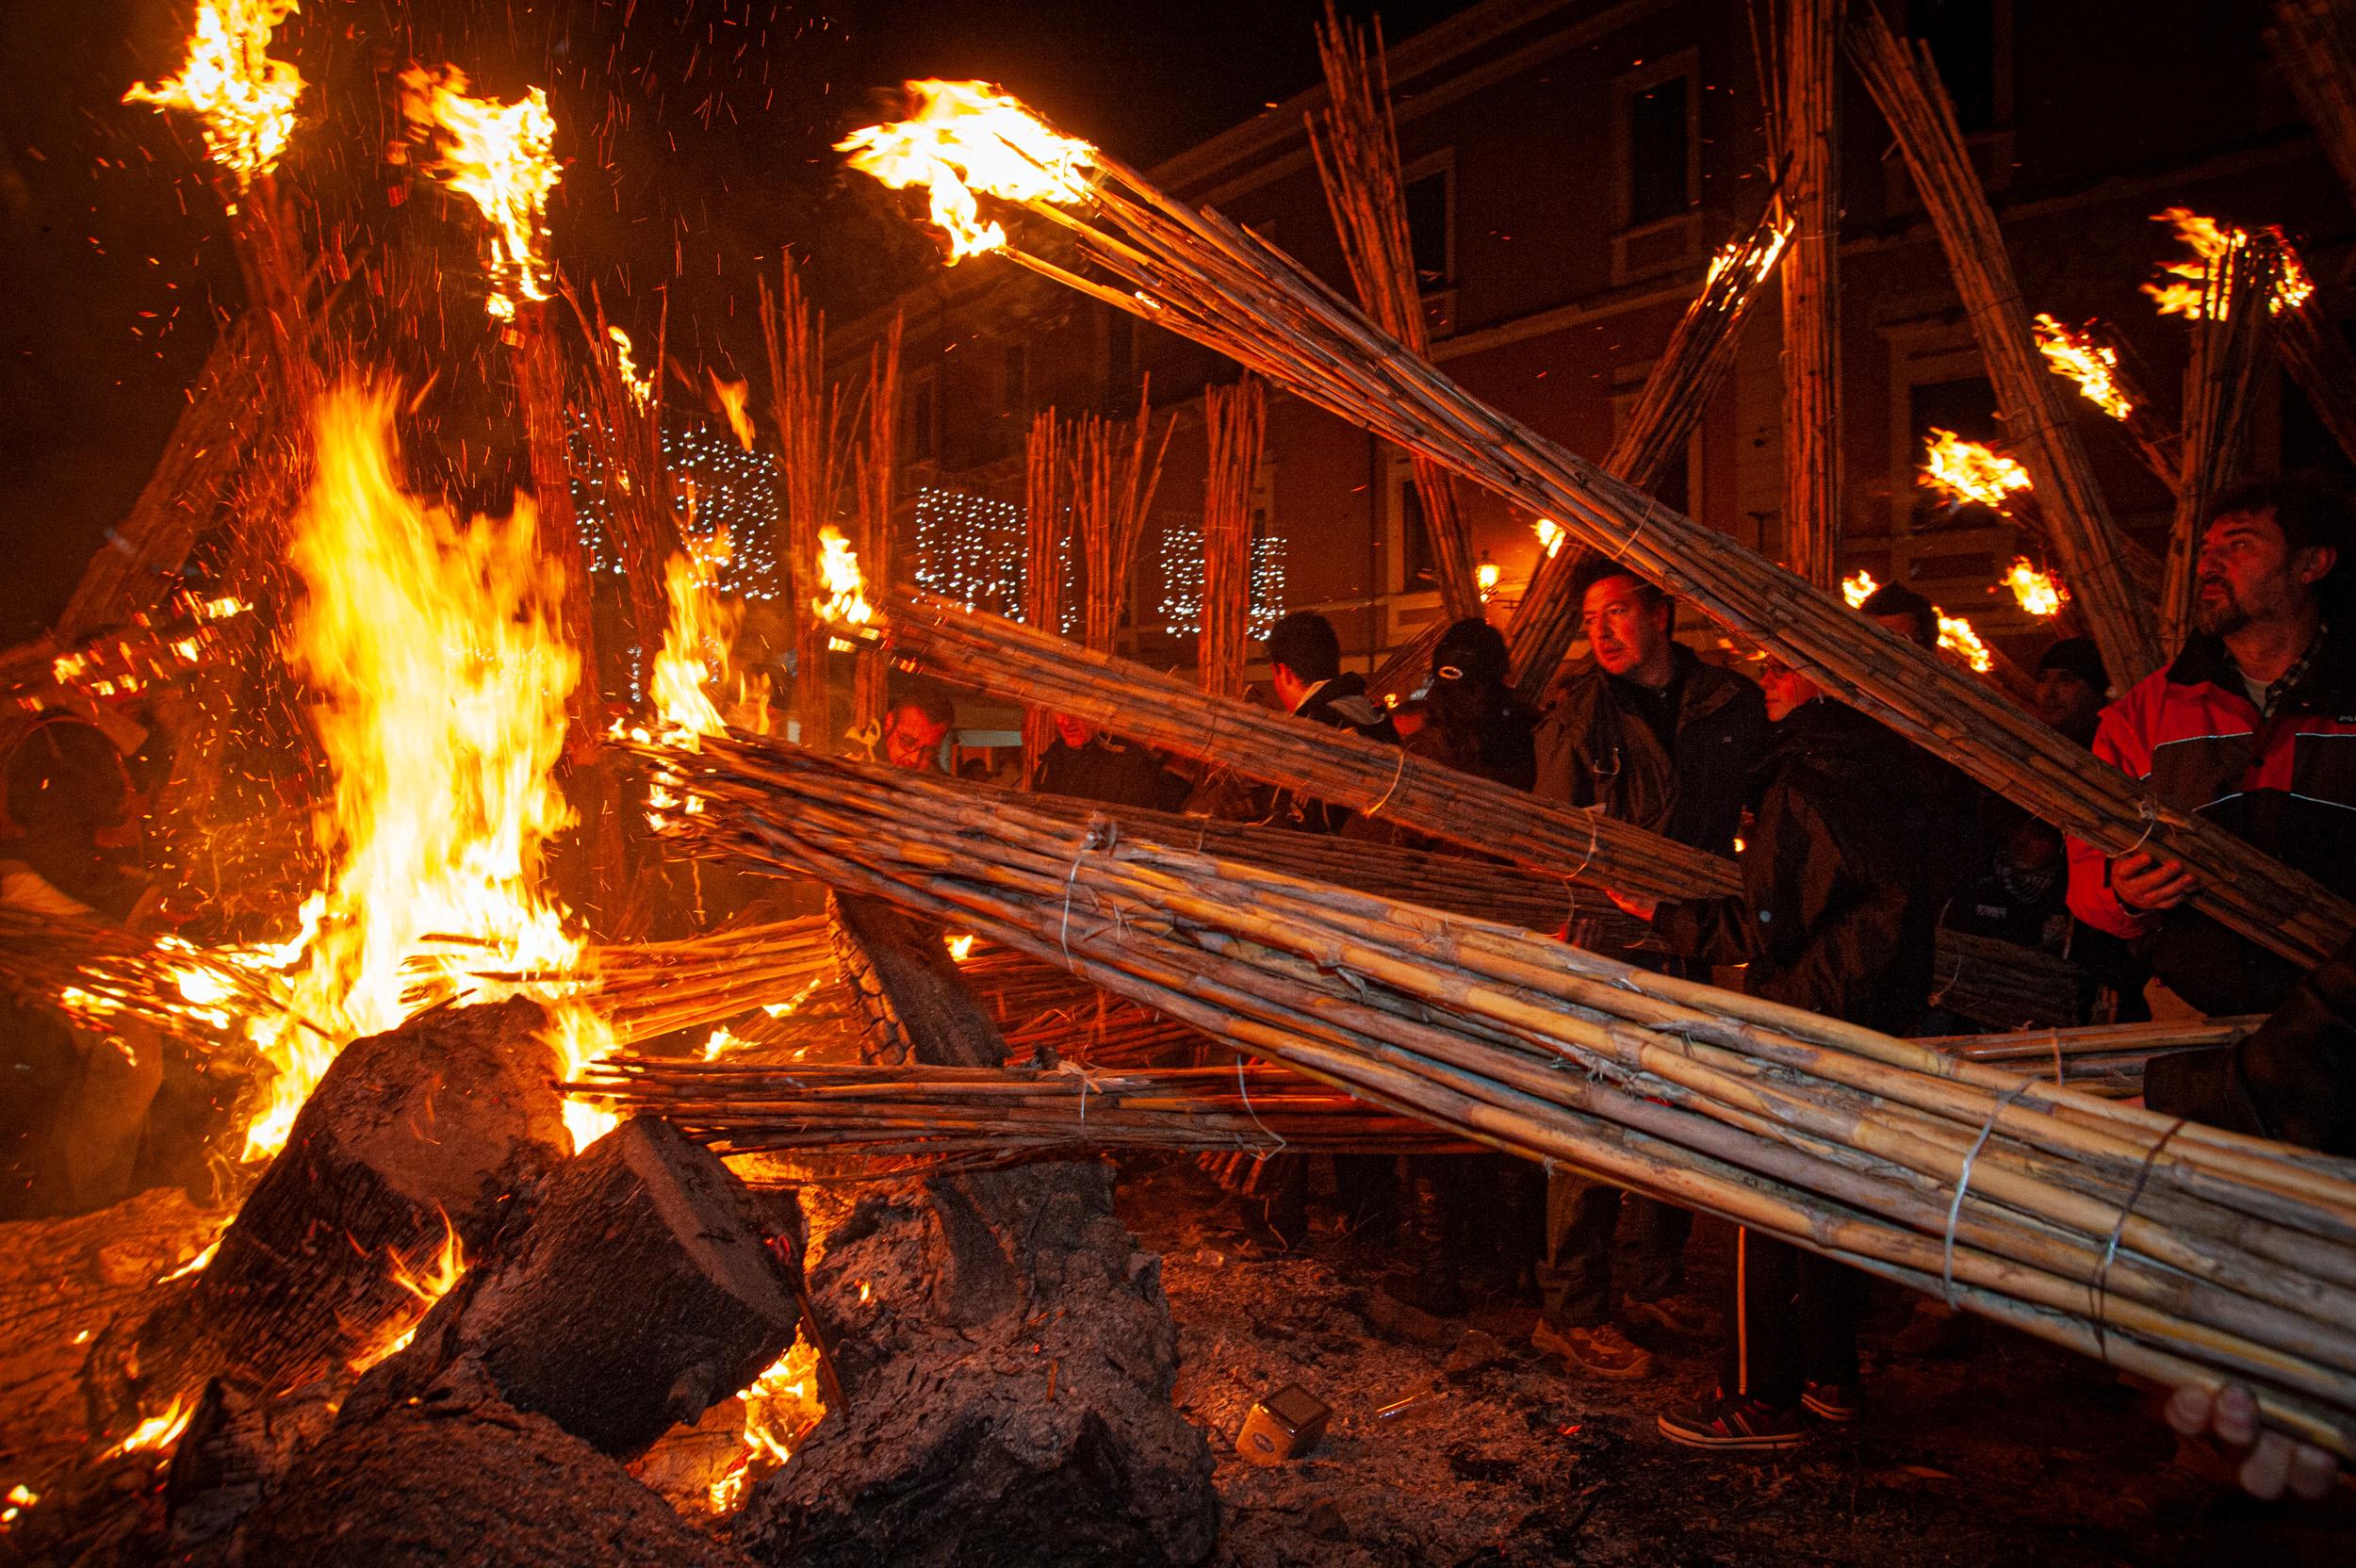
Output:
[1627, 75, 1692, 227]
[1911, 0, 2002, 134]
[907, 369, 940, 465]
[1404, 169, 1451, 290]
[1908, 374, 2002, 528]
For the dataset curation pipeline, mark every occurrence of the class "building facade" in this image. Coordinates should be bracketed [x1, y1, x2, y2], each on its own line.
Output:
[835, 0, 2354, 685]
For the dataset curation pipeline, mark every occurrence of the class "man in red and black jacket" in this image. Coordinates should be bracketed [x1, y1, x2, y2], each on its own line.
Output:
[2067, 477, 2356, 1019]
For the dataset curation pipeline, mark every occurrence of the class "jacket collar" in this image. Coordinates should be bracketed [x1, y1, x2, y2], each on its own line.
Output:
[2167, 620, 2356, 714]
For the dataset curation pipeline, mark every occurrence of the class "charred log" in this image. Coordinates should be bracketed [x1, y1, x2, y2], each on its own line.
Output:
[90, 997, 571, 1424]
[362, 1114, 803, 1461]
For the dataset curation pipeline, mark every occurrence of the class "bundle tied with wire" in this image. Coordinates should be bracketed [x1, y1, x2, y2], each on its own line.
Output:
[647, 727, 2356, 1458]
[835, 78, 2356, 972]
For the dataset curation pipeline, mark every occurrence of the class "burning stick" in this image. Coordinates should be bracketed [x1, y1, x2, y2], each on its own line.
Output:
[2153, 223, 2281, 647]
[1848, 11, 2161, 685]
[1918, 429, 2164, 603]
[2032, 313, 2184, 489]
[661, 732, 2356, 1460]
[1310, 6, 1483, 623]
[836, 86, 2350, 971]
[1201, 374, 1268, 698]
[1499, 200, 1792, 701]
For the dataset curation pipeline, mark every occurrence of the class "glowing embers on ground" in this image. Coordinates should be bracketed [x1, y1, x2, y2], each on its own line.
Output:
[839, 80, 1097, 261]
[238, 384, 611, 1159]
[123, 0, 304, 194]
[398, 66, 561, 321]
[709, 1335, 826, 1513]
[2032, 315, 2135, 422]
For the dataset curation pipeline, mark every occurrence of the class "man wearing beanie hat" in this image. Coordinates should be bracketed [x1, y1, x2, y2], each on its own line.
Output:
[2033, 637, 2110, 748]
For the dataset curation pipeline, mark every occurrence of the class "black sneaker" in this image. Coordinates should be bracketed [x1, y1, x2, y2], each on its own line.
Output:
[1801, 1380, 1858, 1423]
[1657, 1391, 1807, 1451]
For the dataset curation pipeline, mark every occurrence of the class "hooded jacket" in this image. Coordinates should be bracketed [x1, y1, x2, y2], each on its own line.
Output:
[1274, 671, 1399, 835]
[1653, 698, 1935, 1032]
[2066, 623, 2356, 1016]
[1533, 643, 1766, 858]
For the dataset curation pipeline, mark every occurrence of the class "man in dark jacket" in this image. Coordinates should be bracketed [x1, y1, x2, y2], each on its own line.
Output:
[2068, 478, 2356, 1018]
[1527, 561, 1767, 1379]
[1607, 657, 1935, 1448]
[1032, 712, 1192, 810]
[1264, 610, 1399, 833]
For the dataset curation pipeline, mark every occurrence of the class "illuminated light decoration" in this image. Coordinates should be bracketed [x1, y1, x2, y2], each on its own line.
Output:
[913, 484, 1026, 614]
[568, 412, 781, 600]
[838, 80, 1097, 263]
[2032, 315, 2135, 422]
[2143, 208, 2312, 320]
[2002, 558, 2068, 618]
[1533, 518, 1566, 559]
[1155, 526, 1287, 639]
[1920, 428, 2032, 513]
[397, 66, 559, 322]
[123, 0, 304, 196]
[1841, 569, 1879, 610]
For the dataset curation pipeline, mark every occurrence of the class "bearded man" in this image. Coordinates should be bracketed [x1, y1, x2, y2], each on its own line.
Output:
[2068, 477, 2356, 1017]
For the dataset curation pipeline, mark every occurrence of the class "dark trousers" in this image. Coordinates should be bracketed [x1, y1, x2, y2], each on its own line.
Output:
[1537, 1168, 1692, 1327]
[1262, 1152, 1399, 1239]
[1728, 1228, 1866, 1407]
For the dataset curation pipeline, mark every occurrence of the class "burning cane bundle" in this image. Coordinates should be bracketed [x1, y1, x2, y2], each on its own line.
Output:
[655, 732, 2356, 1460]
[836, 81, 2353, 973]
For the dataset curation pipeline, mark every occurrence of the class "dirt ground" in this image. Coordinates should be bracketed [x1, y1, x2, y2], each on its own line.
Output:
[1116, 1155, 2356, 1568]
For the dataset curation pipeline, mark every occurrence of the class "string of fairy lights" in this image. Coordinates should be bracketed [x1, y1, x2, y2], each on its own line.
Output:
[1155, 526, 1286, 639]
[568, 413, 783, 599]
[914, 484, 1286, 641]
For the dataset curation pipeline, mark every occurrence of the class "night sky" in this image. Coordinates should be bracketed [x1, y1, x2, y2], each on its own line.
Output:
[0, 0, 1476, 645]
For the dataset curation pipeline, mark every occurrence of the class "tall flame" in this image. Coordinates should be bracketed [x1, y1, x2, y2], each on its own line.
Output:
[2002, 558, 2068, 618]
[241, 385, 604, 1159]
[839, 80, 1096, 262]
[609, 327, 653, 406]
[651, 526, 769, 747]
[710, 1337, 825, 1512]
[2032, 315, 2135, 421]
[123, 0, 304, 193]
[398, 66, 560, 321]
[812, 526, 875, 636]
[712, 371, 756, 451]
[1920, 428, 2033, 512]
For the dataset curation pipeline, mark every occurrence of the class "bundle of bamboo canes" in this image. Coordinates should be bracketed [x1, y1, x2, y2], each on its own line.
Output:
[884, 589, 1740, 907]
[1023, 409, 1068, 768]
[836, 84, 2354, 970]
[572, 290, 679, 685]
[559, 917, 841, 1047]
[1773, 0, 1846, 592]
[2270, 0, 2356, 213]
[1501, 198, 1792, 701]
[853, 318, 905, 741]
[1310, 4, 1482, 626]
[762, 257, 857, 737]
[2163, 237, 2280, 648]
[1847, 8, 2161, 686]
[1924, 929, 2085, 1033]
[2268, 237, 2356, 473]
[655, 731, 2356, 1456]
[0, 909, 311, 1051]
[1072, 387, 1173, 657]
[1200, 374, 1267, 699]
[1924, 1015, 2262, 1097]
[564, 1057, 1467, 1162]
[2032, 313, 2184, 493]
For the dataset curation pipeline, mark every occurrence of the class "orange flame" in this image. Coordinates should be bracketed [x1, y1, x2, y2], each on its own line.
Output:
[712, 371, 756, 451]
[237, 385, 610, 1160]
[2002, 558, 2068, 618]
[1939, 612, 1994, 674]
[103, 1395, 196, 1461]
[1841, 568, 1878, 610]
[2032, 315, 2134, 421]
[710, 1336, 825, 1512]
[946, 934, 976, 963]
[399, 66, 560, 321]
[351, 1210, 468, 1372]
[1920, 429, 2032, 512]
[813, 526, 875, 638]
[2143, 208, 2309, 320]
[651, 526, 770, 748]
[1533, 518, 1565, 560]
[608, 326, 653, 406]
[1704, 217, 1793, 287]
[123, 0, 304, 194]
[839, 80, 1096, 262]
